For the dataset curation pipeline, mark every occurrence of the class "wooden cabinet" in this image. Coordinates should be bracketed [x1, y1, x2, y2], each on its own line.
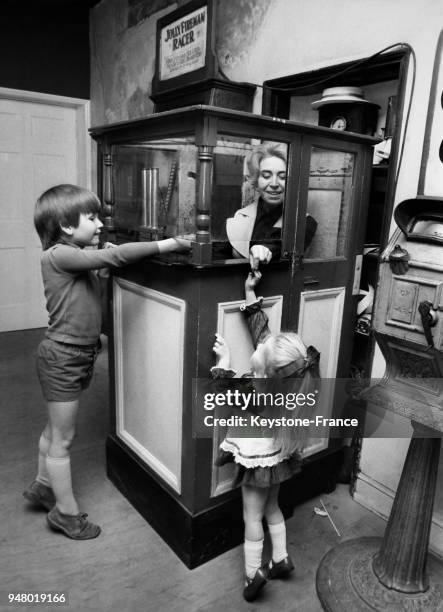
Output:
[90, 106, 377, 567]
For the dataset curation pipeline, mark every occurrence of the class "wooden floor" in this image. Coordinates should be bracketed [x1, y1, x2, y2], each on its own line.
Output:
[0, 329, 388, 612]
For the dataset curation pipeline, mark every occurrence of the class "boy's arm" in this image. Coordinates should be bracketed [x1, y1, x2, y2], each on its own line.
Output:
[51, 239, 186, 272]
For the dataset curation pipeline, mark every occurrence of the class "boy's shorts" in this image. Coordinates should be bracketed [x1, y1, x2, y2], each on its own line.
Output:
[36, 338, 100, 402]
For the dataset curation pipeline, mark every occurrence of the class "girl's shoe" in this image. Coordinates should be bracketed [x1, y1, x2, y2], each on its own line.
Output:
[268, 556, 294, 579]
[243, 567, 268, 602]
[23, 480, 56, 511]
[47, 507, 101, 540]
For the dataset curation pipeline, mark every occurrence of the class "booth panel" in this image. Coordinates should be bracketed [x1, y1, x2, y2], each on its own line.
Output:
[210, 296, 283, 497]
[297, 287, 345, 456]
[113, 277, 185, 493]
[298, 287, 345, 378]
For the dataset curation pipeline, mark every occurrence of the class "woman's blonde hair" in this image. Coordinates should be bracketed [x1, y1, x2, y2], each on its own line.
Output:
[34, 184, 101, 250]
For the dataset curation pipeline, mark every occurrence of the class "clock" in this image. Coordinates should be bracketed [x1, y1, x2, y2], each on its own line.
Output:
[318, 102, 379, 135]
[330, 116, 347, 130]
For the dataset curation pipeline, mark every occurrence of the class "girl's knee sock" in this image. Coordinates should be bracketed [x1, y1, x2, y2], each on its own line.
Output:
[45, 455, 79, 515]
[36, 432, 51, 487]
[268, 520, 288, 563]
[244, 538, 264, 579]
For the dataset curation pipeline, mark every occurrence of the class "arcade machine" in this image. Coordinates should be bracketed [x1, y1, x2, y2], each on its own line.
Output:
[316, 198, 443, 609]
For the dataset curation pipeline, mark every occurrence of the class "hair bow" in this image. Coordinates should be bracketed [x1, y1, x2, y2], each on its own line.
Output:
[275, 345, 320, 379]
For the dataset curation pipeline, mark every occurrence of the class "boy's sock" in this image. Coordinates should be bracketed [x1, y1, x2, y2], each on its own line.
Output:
[36, 432, 51, 487]
[268, 521, 288, 563]
[45, 455, 79, 515]
[244, 538, 264, 579]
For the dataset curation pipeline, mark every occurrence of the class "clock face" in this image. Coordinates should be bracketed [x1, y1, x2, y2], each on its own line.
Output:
[330, 116, 347, 130]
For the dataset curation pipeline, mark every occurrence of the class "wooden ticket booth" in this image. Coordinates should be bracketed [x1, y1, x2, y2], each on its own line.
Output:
[90, 105, 377, 567]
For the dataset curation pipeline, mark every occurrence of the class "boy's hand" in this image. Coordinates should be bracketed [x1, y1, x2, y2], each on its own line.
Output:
[172, 234, 194, 251]
[213, 333, 231, 368]
[158, 236, 192, 253]
[245, 270, 262, 290]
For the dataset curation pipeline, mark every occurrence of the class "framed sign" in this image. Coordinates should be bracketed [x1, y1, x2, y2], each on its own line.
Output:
[152, 0, 217, 95]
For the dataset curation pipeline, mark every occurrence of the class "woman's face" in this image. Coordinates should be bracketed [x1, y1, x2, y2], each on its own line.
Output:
[257, 156, 286, 206]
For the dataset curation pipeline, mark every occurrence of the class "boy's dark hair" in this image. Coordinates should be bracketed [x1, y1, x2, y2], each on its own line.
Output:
[34, 184, 101, 250]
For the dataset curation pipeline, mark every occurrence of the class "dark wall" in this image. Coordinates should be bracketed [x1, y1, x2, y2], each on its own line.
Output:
[0, 1, 91, 98]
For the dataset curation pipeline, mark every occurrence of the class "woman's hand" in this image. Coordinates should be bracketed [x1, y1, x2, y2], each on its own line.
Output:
[249, 245, 272, 270]
[213, 333, 231, 369]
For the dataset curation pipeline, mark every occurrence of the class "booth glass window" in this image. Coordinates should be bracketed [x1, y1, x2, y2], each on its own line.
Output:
[212, 135, 288, 259]
[111, 137, 197, 238]
[304, 147, 355, 259]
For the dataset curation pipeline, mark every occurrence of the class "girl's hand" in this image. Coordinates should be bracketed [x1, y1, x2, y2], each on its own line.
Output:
[245, 270, 262, 290]
[213, 333, 231, 368]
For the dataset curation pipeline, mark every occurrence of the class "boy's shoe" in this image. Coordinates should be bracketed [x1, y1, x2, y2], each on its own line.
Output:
[47, 506, 101, 540]
[23, 480, 56, 511]
[268, 556, 294, 579]
[243, 567, 268, 602]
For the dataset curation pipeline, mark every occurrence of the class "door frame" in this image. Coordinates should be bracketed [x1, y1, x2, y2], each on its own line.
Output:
[0, 87, 92, 189]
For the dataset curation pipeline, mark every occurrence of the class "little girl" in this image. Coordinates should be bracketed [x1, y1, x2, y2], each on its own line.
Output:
[212, 270, 320, 602]
[23, 184, 190, 540]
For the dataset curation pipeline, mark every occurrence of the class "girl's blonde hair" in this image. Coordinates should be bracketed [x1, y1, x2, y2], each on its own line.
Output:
[265, 332, 308, 375]
[264, 332, 320, 458]
[34, 184, 101, 250]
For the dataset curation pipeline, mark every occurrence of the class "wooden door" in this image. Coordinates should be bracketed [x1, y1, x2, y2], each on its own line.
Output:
[0, 93, 86, 331]
[287, 137, 372, 454]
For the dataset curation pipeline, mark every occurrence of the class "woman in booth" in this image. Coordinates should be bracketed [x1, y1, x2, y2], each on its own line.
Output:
[226, 144, 317, 269]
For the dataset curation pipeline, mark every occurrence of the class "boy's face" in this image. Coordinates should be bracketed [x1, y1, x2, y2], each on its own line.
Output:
[65, 212, 103, 247]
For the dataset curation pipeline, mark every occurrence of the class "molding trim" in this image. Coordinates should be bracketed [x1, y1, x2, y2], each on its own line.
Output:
[0, 86, 88, 107]
[297, 286, 346, 457]
[298, 286, 345, 379]
[113, 277, 185, 494]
